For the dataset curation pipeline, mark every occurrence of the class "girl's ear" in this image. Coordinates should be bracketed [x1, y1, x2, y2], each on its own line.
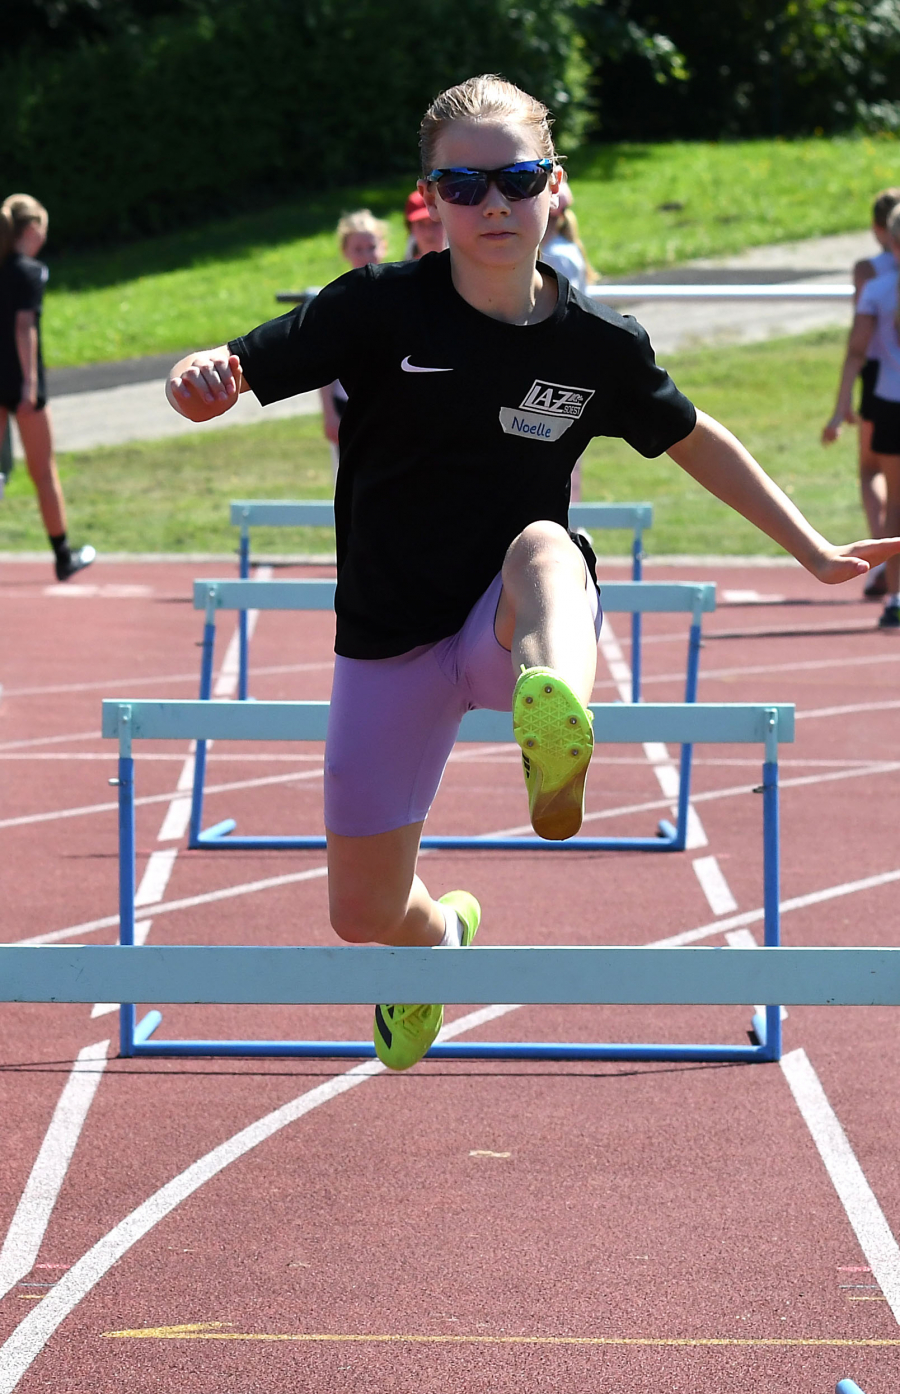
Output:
[417, 178, 443, 224]
[548, 166, 563, 216]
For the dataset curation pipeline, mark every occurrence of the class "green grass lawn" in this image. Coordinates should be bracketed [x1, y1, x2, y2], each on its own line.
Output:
[42, 136, 899, 369]
[0, 328, 862, 558]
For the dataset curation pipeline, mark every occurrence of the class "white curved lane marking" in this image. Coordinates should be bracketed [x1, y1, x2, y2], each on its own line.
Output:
[0, 1004, 515, 1393]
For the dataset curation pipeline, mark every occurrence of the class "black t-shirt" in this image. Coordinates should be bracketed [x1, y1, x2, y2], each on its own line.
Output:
[0, 253, 47, 401]
[230, 251, 696, 659]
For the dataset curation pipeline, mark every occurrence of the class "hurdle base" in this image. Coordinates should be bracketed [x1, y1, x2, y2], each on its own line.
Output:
[135, 1010, 162, 1044]
[189, 826, 691, 853]
[836, 1382, 866, 1394]
[120, 1026, 775, 1063]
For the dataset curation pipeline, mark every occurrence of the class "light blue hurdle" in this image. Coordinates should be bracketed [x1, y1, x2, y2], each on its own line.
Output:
[230, 499, 654, 702]
[102, 697, 792, 1061]
[189, 577, 716, 853]
[837, 1383, 867, 1394]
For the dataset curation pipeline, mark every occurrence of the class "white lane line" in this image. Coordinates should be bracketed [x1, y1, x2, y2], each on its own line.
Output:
[0, 1001, 519, 1393]
[90, 921, 153, 1017]
[693, 856, 739, 915]
[598, 616, 710, 852]
[0, 1041, 109, 1302]
[133, 850, 178, 909]
[156, 798, 192, 843]
[639, 648, 900, 689]
[725, 928, 788, 1020]
[657, 864, 900, 947]
[0, 767, 325, 831]
[0, 732, 98, 753]
[6, 864, 334, 948]
[797, 699, 900, 722]
[781, 1048, 900, 1325]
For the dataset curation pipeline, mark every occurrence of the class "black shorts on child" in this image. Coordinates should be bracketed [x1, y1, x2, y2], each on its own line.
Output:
[869, 395, 900, 455]
[858, 358, 879, 423]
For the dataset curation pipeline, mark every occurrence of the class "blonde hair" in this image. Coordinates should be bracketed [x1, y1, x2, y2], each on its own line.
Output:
[873, 188, 900, 229]
[419, 74, 557, 174]
[0, 193, 47, 263]
[552, 206, 598, 285]
[336, 208, 387, 250]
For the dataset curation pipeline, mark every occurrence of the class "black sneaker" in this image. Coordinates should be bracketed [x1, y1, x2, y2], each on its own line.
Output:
[877, 603, 900, 630]
[55, 543, 96, 582]
[864, 563, 888, 599]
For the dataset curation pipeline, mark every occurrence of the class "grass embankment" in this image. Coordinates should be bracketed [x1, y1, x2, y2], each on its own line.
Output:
[43, 136, 899, 368]
[0, 329, 861, 556]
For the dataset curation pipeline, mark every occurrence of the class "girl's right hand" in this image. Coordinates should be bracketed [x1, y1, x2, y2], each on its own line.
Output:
[821, 412, 845, 444]
[166, 350, 243, 421]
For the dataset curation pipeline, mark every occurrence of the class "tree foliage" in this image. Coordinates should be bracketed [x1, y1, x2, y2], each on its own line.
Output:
[581, 0, 900, 138]
[0, 0, 589, 246]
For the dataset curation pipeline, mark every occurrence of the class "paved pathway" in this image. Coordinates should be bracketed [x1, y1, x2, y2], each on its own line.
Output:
[10, 229, 876, 457]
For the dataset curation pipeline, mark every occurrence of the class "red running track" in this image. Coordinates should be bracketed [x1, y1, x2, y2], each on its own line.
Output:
[0, 556, 898, 1394]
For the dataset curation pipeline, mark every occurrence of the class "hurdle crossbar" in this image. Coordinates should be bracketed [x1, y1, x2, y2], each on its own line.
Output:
[189, 578, 716, 853]
[4, 946, 898, 1008]
[101, 697, 791, 1062]
[230, 499, 653, 702]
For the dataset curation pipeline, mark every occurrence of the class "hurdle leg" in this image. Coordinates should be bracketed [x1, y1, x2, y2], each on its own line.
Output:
[188, 618, 216, 848]
[116, 746, 137, 1059]
[753, 719, 782, 1061]
[630, 530, 643, 703]
[656, 617, 701, 849]
[238, 527, 250, 700]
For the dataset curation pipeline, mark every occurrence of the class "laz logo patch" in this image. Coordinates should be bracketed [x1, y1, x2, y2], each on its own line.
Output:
[520, 379, 594, 419]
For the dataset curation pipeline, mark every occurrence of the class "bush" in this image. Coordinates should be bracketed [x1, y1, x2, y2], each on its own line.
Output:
[0, 0, 588, 247]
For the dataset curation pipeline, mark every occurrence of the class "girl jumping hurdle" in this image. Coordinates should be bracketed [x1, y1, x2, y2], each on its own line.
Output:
[167, 75, 900, 1072]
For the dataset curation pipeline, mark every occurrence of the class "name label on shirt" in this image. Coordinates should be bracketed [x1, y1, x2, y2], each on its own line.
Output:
[499, 407, 575, 441]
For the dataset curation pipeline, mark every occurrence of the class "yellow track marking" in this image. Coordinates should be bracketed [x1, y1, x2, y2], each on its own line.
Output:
[102, 1324, 900, 1348]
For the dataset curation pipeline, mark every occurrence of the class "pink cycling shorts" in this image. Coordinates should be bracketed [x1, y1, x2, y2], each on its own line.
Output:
[324, 568, 602, 838]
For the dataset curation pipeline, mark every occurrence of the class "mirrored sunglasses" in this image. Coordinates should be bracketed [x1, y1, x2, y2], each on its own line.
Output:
[426, 159, 553, 207]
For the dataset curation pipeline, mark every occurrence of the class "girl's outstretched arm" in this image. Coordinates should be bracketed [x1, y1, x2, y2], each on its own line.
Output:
[667, 408, 900, 585]
[822, 313, 875, 443]
[166, 346, 247, 422]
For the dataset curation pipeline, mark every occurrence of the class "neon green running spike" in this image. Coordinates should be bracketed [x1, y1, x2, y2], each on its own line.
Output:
[512, 666, 594, 841]
[373, 890, 481, 1072]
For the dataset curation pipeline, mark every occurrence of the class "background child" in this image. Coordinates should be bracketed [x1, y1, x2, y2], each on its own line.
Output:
[540, 178, 596, 295]
[823, 201, 900, 628]
[848, 187, 900, 597]
[0, 193, 94, 580]
[403, 190, 448, 259]
[319, 210, 387, 475]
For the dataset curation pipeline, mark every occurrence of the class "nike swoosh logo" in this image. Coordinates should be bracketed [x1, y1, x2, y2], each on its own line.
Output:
[401, 356, 453, 373]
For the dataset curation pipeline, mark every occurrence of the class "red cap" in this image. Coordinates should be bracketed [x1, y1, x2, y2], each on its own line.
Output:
[405, 191, 430, 224]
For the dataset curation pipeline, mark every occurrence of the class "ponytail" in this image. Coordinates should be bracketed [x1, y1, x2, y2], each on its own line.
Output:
[0, 193, 48, 263]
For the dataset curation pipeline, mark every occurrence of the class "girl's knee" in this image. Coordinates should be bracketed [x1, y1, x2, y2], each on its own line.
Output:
[329, 894, 405, 944]
[503, 520, 576, 578]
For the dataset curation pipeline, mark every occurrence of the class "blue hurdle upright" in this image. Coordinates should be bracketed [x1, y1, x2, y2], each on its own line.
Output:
[103, 696, 791, 1061]
[189, 577, 716, 853]
[230, 499, 653, 702]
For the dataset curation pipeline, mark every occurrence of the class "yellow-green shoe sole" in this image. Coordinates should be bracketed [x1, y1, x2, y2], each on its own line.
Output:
[512, 667, 593, 841]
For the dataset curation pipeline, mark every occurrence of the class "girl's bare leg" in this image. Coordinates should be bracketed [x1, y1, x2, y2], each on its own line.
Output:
[327, 821, 445, 946]
[859, 419, 888, 536]
[874, 452, 900, 594]
[494, 520, 597, 702]
[16, 406, 66, 537]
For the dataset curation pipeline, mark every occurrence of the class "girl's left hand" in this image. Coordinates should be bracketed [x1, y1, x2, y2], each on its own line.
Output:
[810, 538, 900, 584]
